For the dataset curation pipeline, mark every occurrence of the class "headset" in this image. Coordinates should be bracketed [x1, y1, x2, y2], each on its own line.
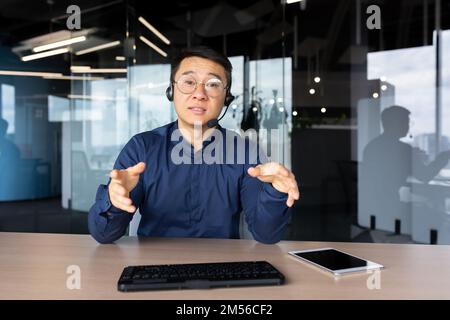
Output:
[166, 77, 235, 128]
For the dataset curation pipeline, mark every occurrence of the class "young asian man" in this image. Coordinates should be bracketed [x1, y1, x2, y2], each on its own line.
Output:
[88, 46, 300, 244]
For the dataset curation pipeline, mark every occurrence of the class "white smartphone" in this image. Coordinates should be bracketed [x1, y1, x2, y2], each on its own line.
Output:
[288, 247, 384, 276]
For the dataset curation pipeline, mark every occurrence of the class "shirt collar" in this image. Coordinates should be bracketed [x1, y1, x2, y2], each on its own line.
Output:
[168, 119, 226, 152]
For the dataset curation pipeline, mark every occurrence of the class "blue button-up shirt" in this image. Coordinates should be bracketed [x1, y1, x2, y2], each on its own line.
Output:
[88, 121, 292, 244]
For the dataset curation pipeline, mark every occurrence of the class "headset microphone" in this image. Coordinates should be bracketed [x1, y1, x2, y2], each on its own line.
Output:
[207, 118, 219, 128]
[207, 94, 234, 128]
[207, 104, 229, 128]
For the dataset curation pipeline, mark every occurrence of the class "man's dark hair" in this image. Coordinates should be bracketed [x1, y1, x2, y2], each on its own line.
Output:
[170, 46, 233, 90]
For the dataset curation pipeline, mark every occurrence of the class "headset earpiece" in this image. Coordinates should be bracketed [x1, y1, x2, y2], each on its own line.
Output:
[224, 92, 235, 107]
[166, 85, 173, 101]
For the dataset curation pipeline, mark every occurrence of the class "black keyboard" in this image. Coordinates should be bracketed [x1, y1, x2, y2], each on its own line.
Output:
[117, 261, 285, 291]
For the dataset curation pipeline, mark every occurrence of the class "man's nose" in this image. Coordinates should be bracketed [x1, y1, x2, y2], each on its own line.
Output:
[192, 83, 208, 100]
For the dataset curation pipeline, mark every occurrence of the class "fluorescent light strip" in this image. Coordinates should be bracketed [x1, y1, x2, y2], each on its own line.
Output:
[75, 40, 120, 56]
[21, 48, 69, 61]
[138, 16, 170, 45]
[33, 36, 86, 52]
[43, 75, 104, 80]
[286, 0, 302, 3]
[70, 66, 92, 72]
[68, 94, 126, 101]
[115, 56, 126, 61]
[139, 36, 167, 57]
[72, 68, 127, 73]
[0, 70, 63, 77]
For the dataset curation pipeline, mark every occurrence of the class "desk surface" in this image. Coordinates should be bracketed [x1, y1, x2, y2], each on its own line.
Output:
[1, 232, 450, 299]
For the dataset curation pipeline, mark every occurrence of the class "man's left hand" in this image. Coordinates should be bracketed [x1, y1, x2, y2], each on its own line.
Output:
[248, 162, 300, 207]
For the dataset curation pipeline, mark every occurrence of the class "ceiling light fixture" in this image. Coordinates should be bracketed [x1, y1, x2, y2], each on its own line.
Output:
[138, 16, 171, 45]
[21, 48, 69, 61]
[286, 0, 303, 4]
[43, 75, 104, 80]
[139, 36, 168, 57]
[0, 70, 63, 77]
[75, 40, 120, 56]
[70, 66, 91, 72]
[71, 67, 127, 73]
[33, 36, 86, 52]
[68, 94, 126, 101]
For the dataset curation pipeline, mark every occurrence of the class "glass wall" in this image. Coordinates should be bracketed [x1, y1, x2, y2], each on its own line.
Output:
[355, 0, 450, 244]
[1, 0, 450, 244]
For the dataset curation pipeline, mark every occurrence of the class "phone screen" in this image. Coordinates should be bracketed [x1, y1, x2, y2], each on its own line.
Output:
[293, 249, 368, 271]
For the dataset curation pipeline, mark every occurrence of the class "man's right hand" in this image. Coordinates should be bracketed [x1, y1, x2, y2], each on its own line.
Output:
[108, 162, 146, 213]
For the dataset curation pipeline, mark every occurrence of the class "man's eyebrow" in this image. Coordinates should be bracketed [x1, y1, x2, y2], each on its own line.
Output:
[180, 70, 224, 81]
[207, 72, 223, 81]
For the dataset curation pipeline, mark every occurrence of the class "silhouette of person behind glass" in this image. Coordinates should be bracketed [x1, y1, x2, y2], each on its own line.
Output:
[241, 86, 262, 132]
[360, 105, 450, 234]
[0, 118, 21, 200]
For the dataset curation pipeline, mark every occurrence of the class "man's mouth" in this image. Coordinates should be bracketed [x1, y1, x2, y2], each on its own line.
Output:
[188, 107, 207, 115]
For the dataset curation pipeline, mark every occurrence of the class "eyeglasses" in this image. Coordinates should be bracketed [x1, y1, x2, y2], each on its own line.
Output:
[174, 74, 226, 98]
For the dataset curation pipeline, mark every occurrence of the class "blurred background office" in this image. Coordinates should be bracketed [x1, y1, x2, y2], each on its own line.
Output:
[1, 0, 450, 244]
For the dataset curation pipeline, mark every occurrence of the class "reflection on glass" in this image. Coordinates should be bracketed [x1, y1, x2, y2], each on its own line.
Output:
[70, 78, 128, 211]
[0, 118, 20, 200]
[359, 106, 450, 238]
[442, 30, 450, 169]
[0, 79, 58, 202]
[129, 64, 172, 132]
[360, 34, 450, 244]
[1, 84, 15, 134]
[219, 56, 244, 131]
[248, 58, 292, 168]
[368, 46, 436, 148]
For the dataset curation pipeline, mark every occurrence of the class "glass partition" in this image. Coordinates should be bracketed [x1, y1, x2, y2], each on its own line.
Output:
[1, 0, 449, 243]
